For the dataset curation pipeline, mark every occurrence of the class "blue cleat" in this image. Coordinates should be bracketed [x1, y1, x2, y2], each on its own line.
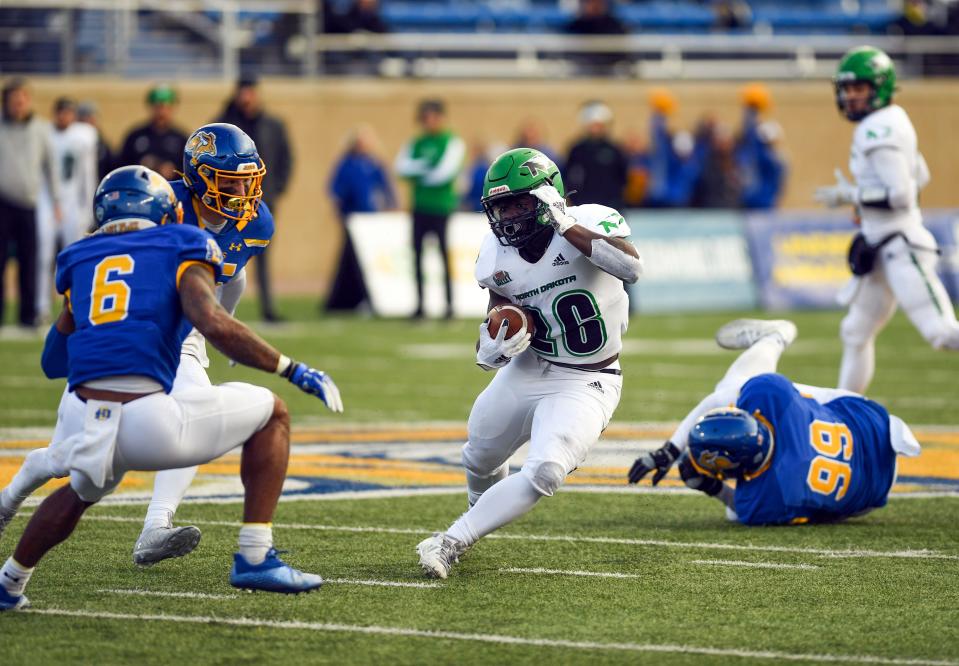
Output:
[229, 548, 323, 594]
[0, 586, 29, 612]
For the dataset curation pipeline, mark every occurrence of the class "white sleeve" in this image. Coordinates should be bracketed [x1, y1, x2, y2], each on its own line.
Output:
[217, 266, 247, 316]
[588, 237, 643, 284]
[864, 147, 918, 210]
[916, 152, 931, 191]
[394, 141, 426, 177]
[669, 387, 740, 453]
[791, 383, 860, 405]
[421, 136, 465, 186]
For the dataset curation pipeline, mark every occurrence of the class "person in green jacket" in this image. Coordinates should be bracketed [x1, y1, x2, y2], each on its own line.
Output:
[394, 99, 465, 319]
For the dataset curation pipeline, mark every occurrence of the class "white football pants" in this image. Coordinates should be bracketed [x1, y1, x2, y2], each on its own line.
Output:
[839, 229, 959, 393]
[141, 354, 215, 529]
[454, 350, 621, 537]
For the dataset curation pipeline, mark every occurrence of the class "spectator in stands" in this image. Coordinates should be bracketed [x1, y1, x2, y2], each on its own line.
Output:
[691, 117, 741, 209]
[321, 0, 389, 33]
[77, 101, 115, 180]
[217, 75, 294, 322]
[621, 129, 649, 208]
[464, 137, 505, 212]
[118, 84, 188, 181]
[564, 101, 629, 211]
[0, 78, 60, 330]
[394, 99, 464, 320]
[326, 125, 396, 312]
[735, 84, 787, 210]
[514, 119, 559, 166]
[642, 88, 682, 208]
[565, 0, 628, 34]
[711, 0, 752, 30]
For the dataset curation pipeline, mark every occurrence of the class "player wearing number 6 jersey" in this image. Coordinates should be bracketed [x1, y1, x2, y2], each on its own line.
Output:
[627, 319, 920, 526]
[417, 148, 642, 578]
[0, 166, 341, 611]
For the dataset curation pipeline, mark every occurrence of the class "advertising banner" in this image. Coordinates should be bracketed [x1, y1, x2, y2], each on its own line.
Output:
[348, 212, 490, 317]
[625, 211, 757, 313]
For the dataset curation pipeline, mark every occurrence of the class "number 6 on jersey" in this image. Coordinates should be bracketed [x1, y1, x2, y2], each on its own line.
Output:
[89, 254, 135, 325]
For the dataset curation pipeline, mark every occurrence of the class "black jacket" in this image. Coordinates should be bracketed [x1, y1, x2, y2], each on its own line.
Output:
[217, 103, 293, 207]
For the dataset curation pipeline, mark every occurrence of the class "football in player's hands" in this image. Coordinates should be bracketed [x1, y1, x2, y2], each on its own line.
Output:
[486, 305, 535, 340]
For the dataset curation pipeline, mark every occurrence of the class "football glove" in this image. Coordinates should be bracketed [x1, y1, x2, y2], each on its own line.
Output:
[283, 362, 344, 413]
[476, 319, 531, 370]
[627, 441, 681, 485]
[530, 184, 576, 235]
[814, 168, 857, 208]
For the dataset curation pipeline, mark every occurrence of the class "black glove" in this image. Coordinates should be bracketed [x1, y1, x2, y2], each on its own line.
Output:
[627, 441, 681, 485]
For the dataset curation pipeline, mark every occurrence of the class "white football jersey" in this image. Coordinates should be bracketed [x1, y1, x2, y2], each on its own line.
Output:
[48, 122, 97, 214]
[849, 105, 928, 243]
[475, 203, 631, 365]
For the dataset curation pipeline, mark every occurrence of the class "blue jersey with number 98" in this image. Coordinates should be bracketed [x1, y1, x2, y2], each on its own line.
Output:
[732, 374, 896, 526]
[55, 224, 224, 393]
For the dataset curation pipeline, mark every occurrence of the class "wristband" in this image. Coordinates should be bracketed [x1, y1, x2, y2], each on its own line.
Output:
[276, 354, 293, 376]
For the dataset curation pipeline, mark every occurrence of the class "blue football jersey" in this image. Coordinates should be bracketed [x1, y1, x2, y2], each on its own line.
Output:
[170, 179, 274, 285]
[55, 224, 224, 393]
[732, 374, 896, 526]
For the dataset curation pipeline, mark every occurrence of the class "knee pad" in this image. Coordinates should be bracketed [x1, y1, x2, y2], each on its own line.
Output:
[523, 461, 567, 497]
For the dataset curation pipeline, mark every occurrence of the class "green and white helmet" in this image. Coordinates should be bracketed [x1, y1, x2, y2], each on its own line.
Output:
[834, 45, 897, 121]
[481, 148, 565, 248]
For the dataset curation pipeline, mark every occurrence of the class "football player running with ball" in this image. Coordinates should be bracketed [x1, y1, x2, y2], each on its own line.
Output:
[815, 46, 959, 394]
[417, 148, 642, 578]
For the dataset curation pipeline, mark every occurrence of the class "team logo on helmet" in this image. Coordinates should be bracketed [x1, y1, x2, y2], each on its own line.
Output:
[186, 131, 217, 167]
[521, 157, 550, 177]
[697, 450, 738, 475]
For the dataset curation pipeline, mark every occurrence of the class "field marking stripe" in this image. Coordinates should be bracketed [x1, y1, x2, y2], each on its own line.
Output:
[690, 560, 820, 571]
[79, 515, 959, 561]
[97, 588, 238, 600]
[325, 578, 439, 589]
[25, 608, 959, 666]
[500, 567, 640, 579]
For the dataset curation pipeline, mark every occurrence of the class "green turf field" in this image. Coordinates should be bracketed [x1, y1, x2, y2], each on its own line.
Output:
[1, 299, 957, 665]
[1, 299, 957, 427]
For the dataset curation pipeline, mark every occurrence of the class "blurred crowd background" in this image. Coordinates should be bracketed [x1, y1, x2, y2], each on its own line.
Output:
[2, 0, 959, 322]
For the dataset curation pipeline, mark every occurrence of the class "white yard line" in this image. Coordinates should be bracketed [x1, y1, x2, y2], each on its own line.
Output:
[97, 588, 238, 600]
[500, 567, 641, 579]
[25, 608, 959, 666]
[78, 515, 959, 561]
[326, 578, 439, 589]
[690, 560, 820, 571]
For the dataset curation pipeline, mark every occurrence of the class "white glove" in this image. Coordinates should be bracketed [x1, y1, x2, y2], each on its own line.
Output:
[814, 169, 857, 208]
[530, 184, 576, 235]
[476, 319, 531, 370]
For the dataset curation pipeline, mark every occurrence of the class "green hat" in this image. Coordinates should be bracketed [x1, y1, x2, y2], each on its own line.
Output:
[147, 84, 178, 106]
[481, 148, 565, 248]
[834, 46, 896, 121]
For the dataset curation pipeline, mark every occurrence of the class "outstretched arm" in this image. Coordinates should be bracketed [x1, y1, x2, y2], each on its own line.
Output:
[179, 264, 281, 372]
[178, 265, 343, 412]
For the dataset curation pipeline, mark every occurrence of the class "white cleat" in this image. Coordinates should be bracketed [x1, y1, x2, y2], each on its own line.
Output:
[416, 532, 466, 580]
[133, 525, 202, 567]
[715, 319, 797, 350]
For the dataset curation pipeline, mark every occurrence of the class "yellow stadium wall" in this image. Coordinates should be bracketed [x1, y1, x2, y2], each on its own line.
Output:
[24, 78, 959, 295]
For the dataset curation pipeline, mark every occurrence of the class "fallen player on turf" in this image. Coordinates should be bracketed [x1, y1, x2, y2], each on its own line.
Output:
[627, 318, 921, 526]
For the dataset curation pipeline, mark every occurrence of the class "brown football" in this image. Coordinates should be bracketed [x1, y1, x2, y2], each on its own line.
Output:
[486, 304, 535, 340]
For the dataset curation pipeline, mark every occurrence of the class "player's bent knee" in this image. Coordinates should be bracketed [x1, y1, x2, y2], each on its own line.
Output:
[523, 461, 567, 497]
[840, 314, 875, 347]
[270, 394, 290, 426]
